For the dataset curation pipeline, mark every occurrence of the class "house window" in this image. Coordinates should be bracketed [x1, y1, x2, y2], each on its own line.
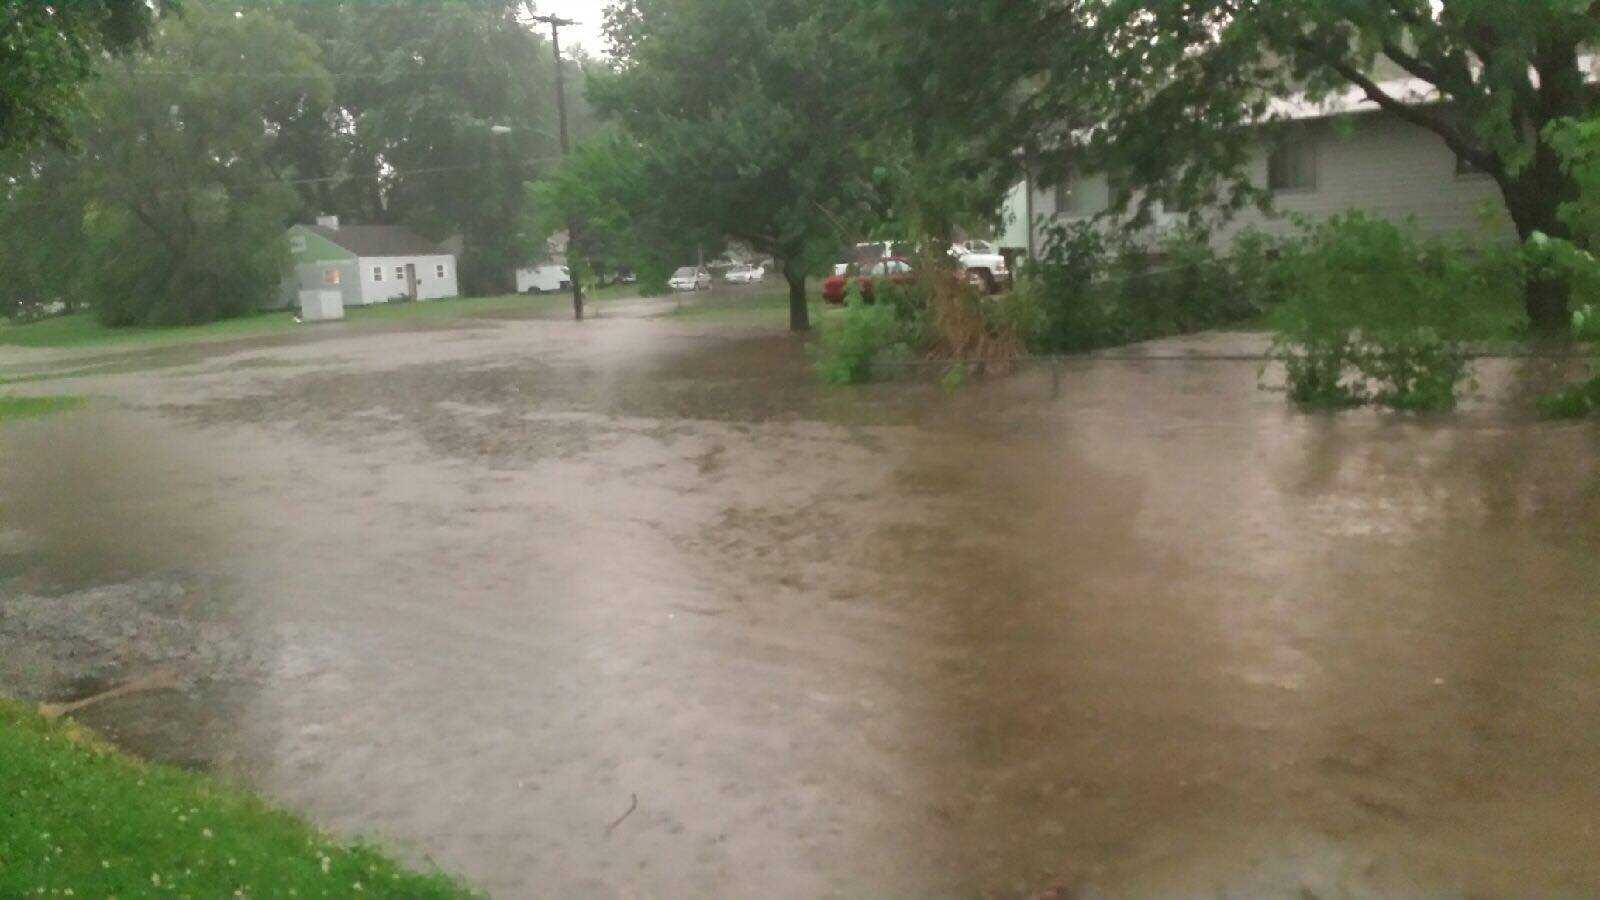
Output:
[372, 266, 384, 282]
[435, 263, 447, 279]
[394, 266, 406, 281]
[1053, 168, 1079, 216]
[322, 267, 340, 286]
[289, 235, 307, 253]
[1268, 140, 1317, 192]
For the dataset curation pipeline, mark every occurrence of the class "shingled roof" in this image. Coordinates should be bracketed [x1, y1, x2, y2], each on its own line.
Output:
[305, 224, 450, 257]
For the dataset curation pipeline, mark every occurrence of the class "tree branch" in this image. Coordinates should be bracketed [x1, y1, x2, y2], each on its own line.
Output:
[1299, 39, 1498, 174]
[127, 200, 181, 256]
[1378, 39, 1477, 100]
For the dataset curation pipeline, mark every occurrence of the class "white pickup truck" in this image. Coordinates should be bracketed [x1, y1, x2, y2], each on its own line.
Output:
[948, 240, 1012, 293]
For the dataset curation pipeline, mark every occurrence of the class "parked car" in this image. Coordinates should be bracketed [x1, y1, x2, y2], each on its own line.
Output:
[725, 265, 766, 285]
[822, 258, 917, 305]
[849, 240, 1011, 294]
[515, 264, 571, 294]
[669, 266, 712, 291]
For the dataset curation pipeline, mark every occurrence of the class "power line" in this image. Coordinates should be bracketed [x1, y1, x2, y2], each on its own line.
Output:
[128, 67, 530, 80]
[277, 158, 566, 187]
[138, 157, 566, 199]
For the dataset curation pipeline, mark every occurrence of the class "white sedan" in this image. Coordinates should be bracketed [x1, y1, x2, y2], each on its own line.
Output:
[668, 266, 712, 291]
[725, 265, 766, 284]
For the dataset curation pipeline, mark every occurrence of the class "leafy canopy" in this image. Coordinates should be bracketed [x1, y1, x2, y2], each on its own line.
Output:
[0, 0, 170, 156]
[590, 0, 887, 330]
[0, 6, 332, 325]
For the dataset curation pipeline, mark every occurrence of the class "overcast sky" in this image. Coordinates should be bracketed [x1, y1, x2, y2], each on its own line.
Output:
[531, 0, 611, 57]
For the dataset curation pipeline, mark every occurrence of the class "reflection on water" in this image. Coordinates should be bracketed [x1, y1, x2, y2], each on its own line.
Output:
[2, 323, 1597, 896]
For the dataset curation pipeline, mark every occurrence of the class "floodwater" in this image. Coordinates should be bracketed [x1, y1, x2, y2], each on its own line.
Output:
[2, 313, 1598, 897]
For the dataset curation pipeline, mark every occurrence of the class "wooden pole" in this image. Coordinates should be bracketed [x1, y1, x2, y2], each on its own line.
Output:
[535, 13, 584, 321]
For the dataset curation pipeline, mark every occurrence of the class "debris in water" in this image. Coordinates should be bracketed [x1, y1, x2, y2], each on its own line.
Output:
[605, 793, 638, 837]
[39, 669, 183, 720]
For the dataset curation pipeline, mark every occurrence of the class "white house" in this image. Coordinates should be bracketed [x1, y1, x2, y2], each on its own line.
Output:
[280, 216, 460, 308]
[1002, 74, 1516, 258]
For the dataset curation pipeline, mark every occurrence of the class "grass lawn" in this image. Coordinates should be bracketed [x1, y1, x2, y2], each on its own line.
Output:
[0, 395, 85, 422]
[0, 292, 615, 353]
[0, 697, 476, 898]
[0, 311, 300, 350]
[665, 286, 815, 327]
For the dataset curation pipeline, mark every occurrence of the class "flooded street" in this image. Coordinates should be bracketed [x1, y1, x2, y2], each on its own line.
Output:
[3, 314, 1598, 896]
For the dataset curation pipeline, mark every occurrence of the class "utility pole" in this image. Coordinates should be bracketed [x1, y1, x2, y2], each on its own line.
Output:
[532, 12, 584, 321]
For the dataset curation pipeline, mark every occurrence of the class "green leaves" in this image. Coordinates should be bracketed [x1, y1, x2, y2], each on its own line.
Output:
[0, 6, 325, 325]
[1267, 213, 1526, 411]
[0, 0, 169, 156]
[589, 0, 888, 327]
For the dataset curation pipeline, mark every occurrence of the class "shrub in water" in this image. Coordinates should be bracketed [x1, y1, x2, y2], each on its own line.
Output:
[1360, 327, 1472, 411]
[812, 297, 906, 384]
[1576, 304, 1600, 341]
[1267, 213, 1523, 411]
[1274, 336, 1366, 408]
[1026, 220, 1274, 354]
[1537, 303, 1600, 418]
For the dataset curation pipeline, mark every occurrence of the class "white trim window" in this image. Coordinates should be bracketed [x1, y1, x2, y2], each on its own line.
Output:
[1053, 177, 1080, 216]
[394, 266, 406, 281]
[435, 263, 447, 279]
[372, 266, 384, 282]
[322, 268, 341, 286]
[1268, 140, 1317, 192]
[289, 235, 307, 253]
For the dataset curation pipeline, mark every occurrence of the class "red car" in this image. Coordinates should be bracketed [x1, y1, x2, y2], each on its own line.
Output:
[821, 257, 916, 305]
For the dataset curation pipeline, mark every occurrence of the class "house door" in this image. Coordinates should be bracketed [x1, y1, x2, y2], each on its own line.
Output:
[405, 263, 418, 300]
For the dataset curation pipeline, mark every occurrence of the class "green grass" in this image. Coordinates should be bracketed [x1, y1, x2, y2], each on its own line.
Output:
[586, 282, 645, 302]
[0, 697, 476, 898]
[0, 292, 626, 352]
[0, 312, 300, 350]
[0, 395, 85, 422]
[665, 286, 804, 327]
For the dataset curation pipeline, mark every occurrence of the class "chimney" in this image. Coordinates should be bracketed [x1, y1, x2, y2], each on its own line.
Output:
[315, 214, 339, 230]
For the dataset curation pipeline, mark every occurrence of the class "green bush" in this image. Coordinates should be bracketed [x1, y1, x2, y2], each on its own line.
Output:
[812, 297, 907, 384]
[1538, 378, 1600, 418]
[1025, 220, 1276, 354]
[1267, 213, 1524, 411]
[1360, 328, 1472, 411]
[985, 278, 1048, 348]
[1232, 227, 1293, 310]
[1276, 337, 1366, 408]
[1537, 303, 1600, 418]
[1576, 304, 1600, 341]
[85, 189, 296, 327]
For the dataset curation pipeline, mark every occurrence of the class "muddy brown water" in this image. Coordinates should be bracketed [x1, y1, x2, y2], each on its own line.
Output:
[2, 316, 1599, 897]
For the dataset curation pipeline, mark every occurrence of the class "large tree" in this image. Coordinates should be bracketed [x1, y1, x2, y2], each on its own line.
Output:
[272, 1, 578, 294]
[525, 131, 719, 292]
[0, 6, 332, 325]
[590, 0, 884, 331]
[886, 0, 1600, 331]
[0, 0, 171, 155]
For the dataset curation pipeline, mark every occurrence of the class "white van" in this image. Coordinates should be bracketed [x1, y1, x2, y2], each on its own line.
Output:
[515, 264, 572, 294]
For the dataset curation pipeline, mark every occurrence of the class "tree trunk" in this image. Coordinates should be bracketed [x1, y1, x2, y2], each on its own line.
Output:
[1501, 147, 1578, 334]
[783, 258, 810, 332]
